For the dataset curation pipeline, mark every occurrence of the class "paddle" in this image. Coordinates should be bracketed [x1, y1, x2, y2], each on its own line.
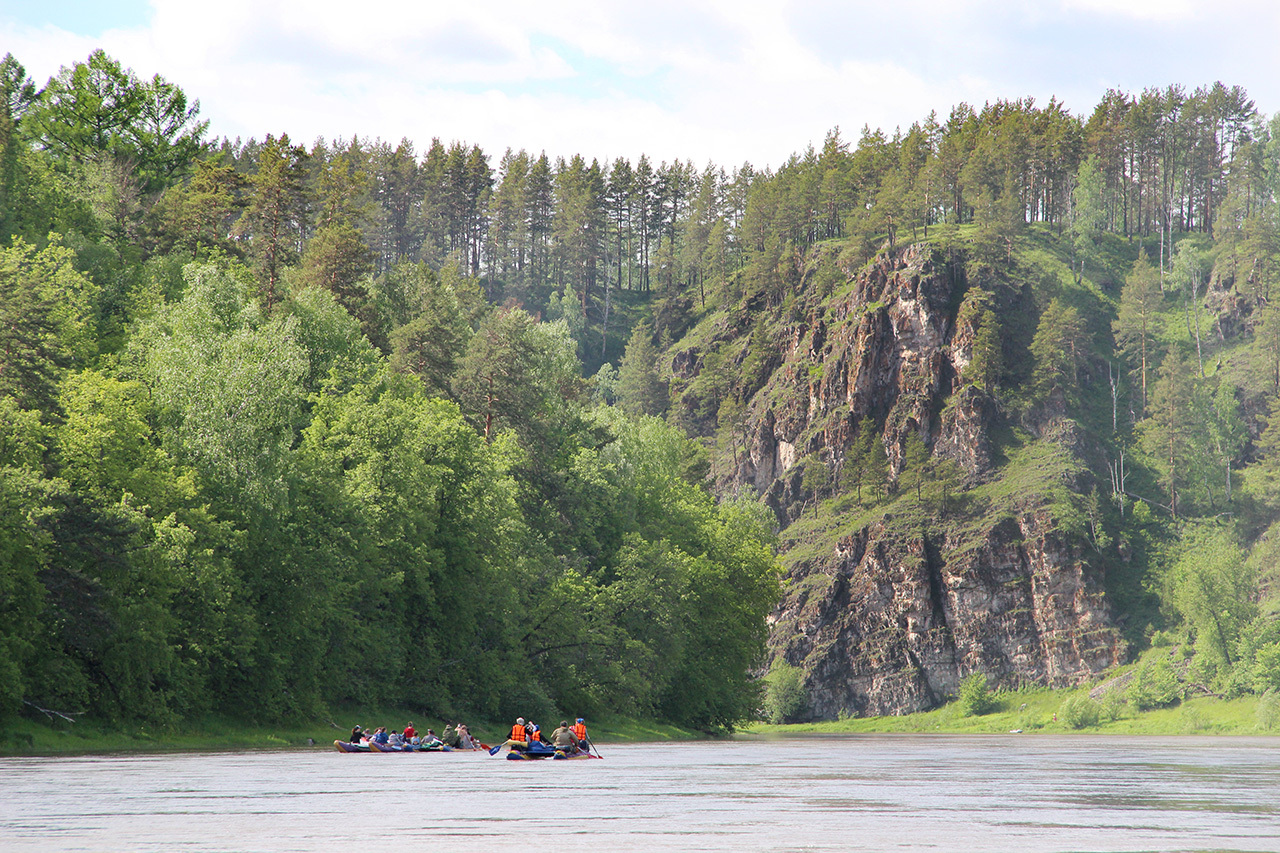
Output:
[589, 739, 602, 759]
[488, 742, 504, 756]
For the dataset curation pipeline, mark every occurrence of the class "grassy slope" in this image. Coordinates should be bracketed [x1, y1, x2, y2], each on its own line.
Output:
[747, 689, 1275, 738]
[0, 710, 703, 756]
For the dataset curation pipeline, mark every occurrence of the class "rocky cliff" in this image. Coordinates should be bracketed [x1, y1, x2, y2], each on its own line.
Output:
[674, 242, 1127, 718]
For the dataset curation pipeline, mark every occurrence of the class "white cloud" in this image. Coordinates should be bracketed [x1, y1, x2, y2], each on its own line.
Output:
[3, 0, 1280, 169]
[1061, 0, 1194, 22]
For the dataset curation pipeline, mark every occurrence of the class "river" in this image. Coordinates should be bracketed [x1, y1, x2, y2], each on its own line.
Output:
[2, 735, 1278, 852]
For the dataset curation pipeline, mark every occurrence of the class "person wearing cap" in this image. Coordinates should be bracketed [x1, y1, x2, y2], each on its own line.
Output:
[441, 723, 462, 748]
[550, 720, 579, 753]
[350, 725, 365, 744]
[506, 717, 529, 750]
[571, 717, 588, 746]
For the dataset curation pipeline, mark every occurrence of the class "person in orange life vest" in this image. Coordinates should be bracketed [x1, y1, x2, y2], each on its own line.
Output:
[527, 722, 542, 742]
[571, 718, 588, 746]
[506, 717, 529, 750]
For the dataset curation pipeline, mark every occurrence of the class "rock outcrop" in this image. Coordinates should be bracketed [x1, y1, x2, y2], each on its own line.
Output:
[770, 508, 1124, 718]
[695, 242, 1127, 718]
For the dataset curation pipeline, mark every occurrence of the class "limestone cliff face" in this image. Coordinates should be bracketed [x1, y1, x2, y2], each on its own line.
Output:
[691, 242, 1126, 718]
[770, 509, 1124, 718]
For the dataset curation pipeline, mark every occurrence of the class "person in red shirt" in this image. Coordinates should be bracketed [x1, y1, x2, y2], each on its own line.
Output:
[403, 722, 416, 740]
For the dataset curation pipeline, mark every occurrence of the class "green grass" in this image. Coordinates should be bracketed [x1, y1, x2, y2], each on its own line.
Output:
[0, 708, 705, 756]
[744, 671, 1277, 738]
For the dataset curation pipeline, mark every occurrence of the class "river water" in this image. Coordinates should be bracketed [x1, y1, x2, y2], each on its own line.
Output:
[2, 735, 1278, 852]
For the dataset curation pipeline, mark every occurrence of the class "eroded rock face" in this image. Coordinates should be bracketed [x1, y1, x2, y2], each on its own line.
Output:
[715, 242, 1126, 718]
[771, 510, 1125, 719]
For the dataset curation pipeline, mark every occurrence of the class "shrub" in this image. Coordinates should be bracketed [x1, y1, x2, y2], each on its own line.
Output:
[1099, 689, 1128, 722]
[958, 672, 996, 716]
[1253, 643, 1280, 694]
[1127, 657, 1180, 710]
[1059, 695, 1101, 729]
[763, 662, 807, 724]
[1257, 690, 1280, 731]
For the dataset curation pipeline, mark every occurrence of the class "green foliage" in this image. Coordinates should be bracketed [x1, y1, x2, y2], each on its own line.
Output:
[1166, 524, 1256, 670]
[1126, 656, 1181, 710]
[12, 49, 1280, 737]
[1070, 155, 1106, 276]
[1059, 694, 1102, 728]
[1113, 248, 1163, 414]
[764, 662, 807, 724]
[617, 323, 667, 417]
[0, 237, 100, 409]
[901, 430, 930, 501]
[846, 416, 888, 503]
[1232, 614, 1280, 695]
[24, 49, 208, 194]
[133, 262, 308, 508]
[957, 672, 996, 716]
[1029, 297, 1086, 408]
[1257, 690, 1280, 730]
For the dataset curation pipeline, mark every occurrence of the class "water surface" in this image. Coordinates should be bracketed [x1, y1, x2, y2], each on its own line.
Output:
[2, 735, 1278, 852]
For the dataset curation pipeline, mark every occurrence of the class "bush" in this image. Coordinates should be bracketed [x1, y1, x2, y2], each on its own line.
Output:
[763, 662, 807, 724]
[958, 672, 996, 716]
[1257, 690, 1280, 731]
[1253, 643, 1280, 694]
[1059, 695, 1101, 729]
[1127, 657, 1181, 710]
[1099, 689, 1128, 722]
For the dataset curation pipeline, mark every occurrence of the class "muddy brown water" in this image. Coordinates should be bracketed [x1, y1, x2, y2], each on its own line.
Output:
[2, 735, 1278, 852]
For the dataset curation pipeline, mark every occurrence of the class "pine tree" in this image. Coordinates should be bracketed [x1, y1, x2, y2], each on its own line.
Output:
[902, 429, 930, 501]
[1140, 349, 1196, 517]
[1030, 297, 1087, 408]
[617, 324, 667, 417]
[848, 416, 887, 503]
[237, 133, 308, 310]
[1114, 248, 1163, 414]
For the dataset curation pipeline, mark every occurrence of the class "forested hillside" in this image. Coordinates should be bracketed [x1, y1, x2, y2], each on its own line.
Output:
[2, 49, 1279, 731]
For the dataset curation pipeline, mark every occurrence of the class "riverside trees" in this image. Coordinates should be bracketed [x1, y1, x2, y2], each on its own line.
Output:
[11, 46, 1280, 727]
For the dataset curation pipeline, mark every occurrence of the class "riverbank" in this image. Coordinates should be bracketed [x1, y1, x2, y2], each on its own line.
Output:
[0, 708, 702, 756]
[745, 688, 1277, 737]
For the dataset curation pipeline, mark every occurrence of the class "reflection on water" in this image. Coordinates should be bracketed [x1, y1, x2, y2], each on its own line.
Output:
[2, 735, 1278, 852]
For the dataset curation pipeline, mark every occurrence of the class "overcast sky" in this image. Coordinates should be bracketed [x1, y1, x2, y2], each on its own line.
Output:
[3, 0, 1279, 169]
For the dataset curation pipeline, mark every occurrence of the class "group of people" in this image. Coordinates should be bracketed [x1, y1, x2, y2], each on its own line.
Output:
[504, 716, 592, 755]
[349, 721, 480, 750]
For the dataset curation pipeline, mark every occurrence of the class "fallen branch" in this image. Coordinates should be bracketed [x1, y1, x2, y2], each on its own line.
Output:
[23, 700, 81, 724]
[1184, 683, 1224, 700]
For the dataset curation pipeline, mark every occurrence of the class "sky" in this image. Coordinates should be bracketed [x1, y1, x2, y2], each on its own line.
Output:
[2, 0, 1279, 169]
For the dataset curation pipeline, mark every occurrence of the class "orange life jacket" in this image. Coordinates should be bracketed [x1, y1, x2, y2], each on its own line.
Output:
[531, 728, 542, 742]
[510, 724, 527, 742]
[571, 723, 587, 741]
